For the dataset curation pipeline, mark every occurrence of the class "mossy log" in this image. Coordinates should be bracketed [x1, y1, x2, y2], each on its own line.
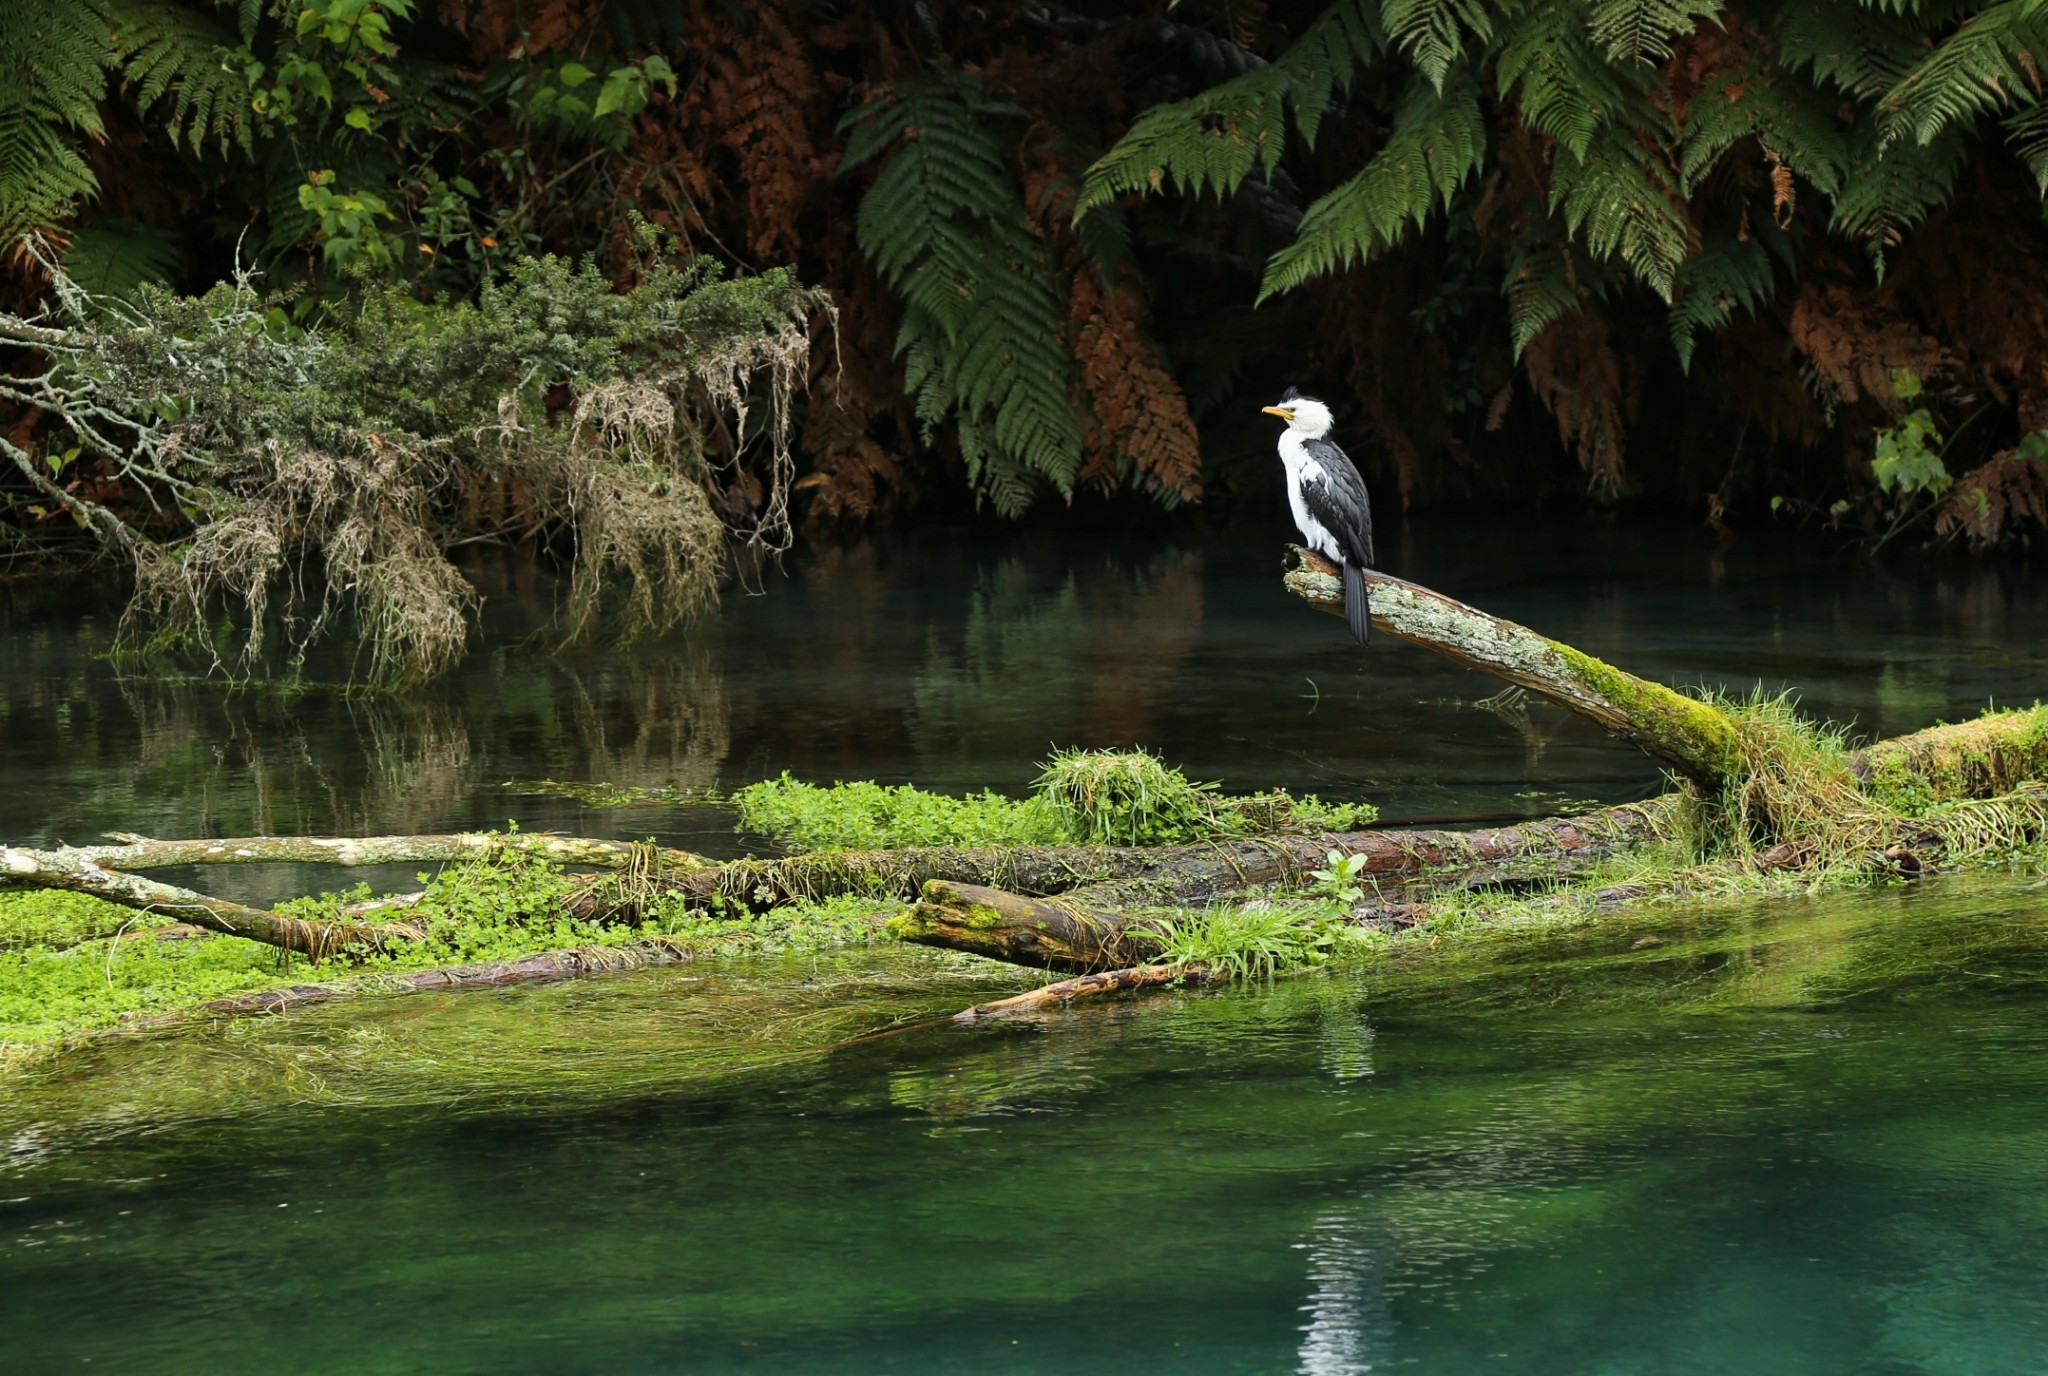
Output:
[890, 880, 1167, 973]
[1851, 706, 2048, 803]
[1284, 547, 1744, 790]
[609, 799, 1677, 921]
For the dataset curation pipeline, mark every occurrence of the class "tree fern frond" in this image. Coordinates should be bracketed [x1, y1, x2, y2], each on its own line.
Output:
[1667, 234, 1773, 370]
[59, 222, 182, 296]
[1076, 1, 1381, 217]
[1256, 72, 1486, 301]
[0, 0, 116, 240]
[1588, 0, 1726, 65]
[1550, 126, 1693, 299]
[1497, 0, 1651, 159]
[1681, 63, 1850, 196]
[1831, 124, 1969, 272]
[1504, 241, 1585, 357]
[845, 73, 1083, 512]
[1779, 2, 1932, 100]
[102, 0, 252, 156]
[2005, 99, 2048, 188]
[1880, 0, 2048, 146]
[1382, 0, 1494, 90]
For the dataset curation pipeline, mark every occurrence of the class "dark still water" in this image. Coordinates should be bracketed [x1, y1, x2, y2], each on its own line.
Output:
[3, 517, 2046, 856]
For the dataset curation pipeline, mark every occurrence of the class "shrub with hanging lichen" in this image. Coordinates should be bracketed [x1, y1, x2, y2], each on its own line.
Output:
[0, 230, 828, 687]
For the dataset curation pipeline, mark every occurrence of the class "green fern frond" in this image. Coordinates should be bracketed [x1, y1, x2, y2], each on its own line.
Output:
[58, 222, 182, 296]
[1831, 124, 1970, 272]
[1497, 0, 1648, 160]
[1880, 0, 2048, 147]
[1550, 126, 1693, 299]
[1382, 0, 1493, 90]
[1076, 1, 1381, 217]
[1666, 234, 1773, 371]
[1681, 63, 1850, 196]
[1256, 72, 1486, 301]
[1504, 241, 1585, 357]
[2005, 99, 2048, 188]
[103, 0, 251, 156]
[1779, 2, 1931, 100]
[844, 73, 1082, 513]
[1588, 0, 1726, 65]
[0, 0, 115, 239]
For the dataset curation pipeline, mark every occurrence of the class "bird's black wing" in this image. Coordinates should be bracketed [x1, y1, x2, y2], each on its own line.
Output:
[1299, 439, 1374, 569]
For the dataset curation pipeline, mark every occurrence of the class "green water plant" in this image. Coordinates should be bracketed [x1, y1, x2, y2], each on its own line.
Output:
[736, 749, 1378, 853]
[1137, 903, 1349, 983]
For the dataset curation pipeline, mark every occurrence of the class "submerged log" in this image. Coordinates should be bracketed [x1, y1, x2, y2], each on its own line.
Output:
[1284, 547, 1744, 790]
[80, 831, 711, 873]
[952, 964, 1213, 1022]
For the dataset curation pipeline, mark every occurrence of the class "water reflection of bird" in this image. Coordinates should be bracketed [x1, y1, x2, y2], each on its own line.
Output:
[1263, 388, 1376, 644]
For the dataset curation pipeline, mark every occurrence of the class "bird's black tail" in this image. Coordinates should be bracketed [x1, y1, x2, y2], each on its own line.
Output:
[1343, 562, 1371, 645]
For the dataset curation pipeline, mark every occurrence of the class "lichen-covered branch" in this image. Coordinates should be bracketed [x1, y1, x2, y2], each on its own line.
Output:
[1283, 547, 1744, 789]
[0, 845, 418, 958]
[81, 831, 711, 874]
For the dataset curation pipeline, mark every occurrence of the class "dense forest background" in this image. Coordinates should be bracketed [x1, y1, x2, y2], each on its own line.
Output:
[6, 0, 2048, 576]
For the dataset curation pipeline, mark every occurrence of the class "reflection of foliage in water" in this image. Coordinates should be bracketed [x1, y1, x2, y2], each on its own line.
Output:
[910, 547, 1204, 773]
[0, 640, 729, 842]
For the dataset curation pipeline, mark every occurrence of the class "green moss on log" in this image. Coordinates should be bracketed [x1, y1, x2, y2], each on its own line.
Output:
[1548, 642, 1746, 787]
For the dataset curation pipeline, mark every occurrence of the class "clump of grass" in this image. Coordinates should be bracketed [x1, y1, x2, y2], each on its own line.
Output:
[1137, 902, 1375, 982]
[1679, 690, 1892, 871]
[1033, 747, 1224, 846]
[736, 749, 1377, 852]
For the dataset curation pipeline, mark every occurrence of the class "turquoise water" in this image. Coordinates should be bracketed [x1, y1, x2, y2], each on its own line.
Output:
[5, 879, 2048, 1374]
[4, 520, 2048, 1372]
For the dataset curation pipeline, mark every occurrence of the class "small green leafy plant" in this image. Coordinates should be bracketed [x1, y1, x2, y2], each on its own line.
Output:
[1309, 850, 1371, 904]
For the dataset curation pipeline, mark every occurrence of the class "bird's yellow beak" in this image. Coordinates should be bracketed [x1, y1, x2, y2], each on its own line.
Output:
[1262, 406, 1294, 420]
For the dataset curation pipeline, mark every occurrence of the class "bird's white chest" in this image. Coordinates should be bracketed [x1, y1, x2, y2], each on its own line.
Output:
[1278, 432, 1340, 562]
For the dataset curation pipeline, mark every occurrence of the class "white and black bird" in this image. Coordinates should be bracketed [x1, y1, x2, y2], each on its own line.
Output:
[1263, 388, 1376, 644]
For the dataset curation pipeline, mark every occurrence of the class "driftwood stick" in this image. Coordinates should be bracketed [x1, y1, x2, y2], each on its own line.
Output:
[952, 964, 1214, 1021]
[1283, 547, 1744, 790]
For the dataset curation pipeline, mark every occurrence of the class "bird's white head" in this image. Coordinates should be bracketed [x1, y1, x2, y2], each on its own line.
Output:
[1261, 387, 1335, 439]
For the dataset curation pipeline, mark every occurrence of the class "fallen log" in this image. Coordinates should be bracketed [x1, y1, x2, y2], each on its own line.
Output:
[79, 831, 711, 873]
[1284, 547, 1744, 790]
[892, 880, 1166, 972]
[1850, 706, 2048, 802]
[1, 842, 422, 958]
[610, 797, 1678, 920]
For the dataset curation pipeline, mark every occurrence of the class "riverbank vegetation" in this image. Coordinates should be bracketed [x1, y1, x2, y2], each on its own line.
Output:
[8, 0, 2048, 567]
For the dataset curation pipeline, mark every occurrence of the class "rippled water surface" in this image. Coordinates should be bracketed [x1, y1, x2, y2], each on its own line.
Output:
[4, 520, 2048, 1373]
